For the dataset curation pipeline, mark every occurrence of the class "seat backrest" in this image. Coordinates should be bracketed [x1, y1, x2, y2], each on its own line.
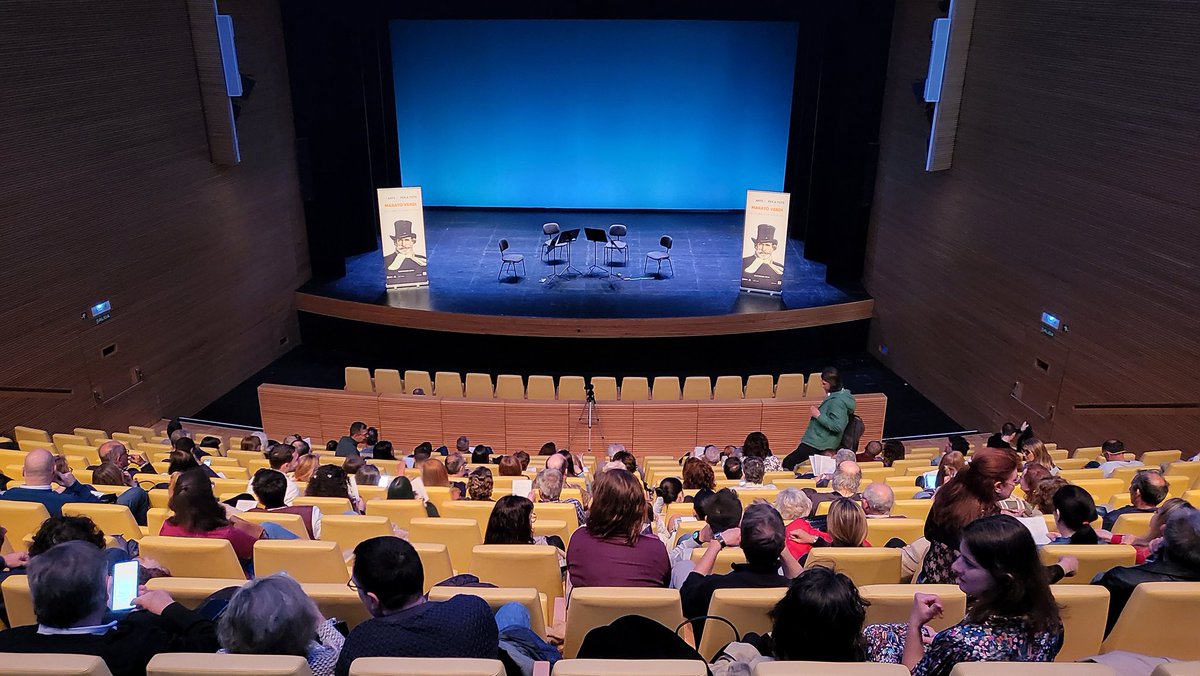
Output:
[464, 372, 495, 399]
[146, 653, 312, 676]
[1050, 584, 1111, 662]
[774, 374, 806, 401]
[470, 544, 563, 599]
[1110, 512, 1155, 537]
[428, 586, 546, 636]
[1149, 663, 1200, 676]
[495, 374, 525, 400]
[61, 503, 143, 541]
[1102, 582, 1200, 658]
[697, 587, 787, 660]
[864, 518, 926, 545]
[755, 663, 912, 676]
[554, 660, 706, 676]
[293, 496, 353, 513]
[619, 377, 650, 401]
[859, 584, 965, 633]
[365, 499, 429, 531]
[137, 535, 246, 579]
[254, 539, 349, 583]
[660, 235, 672, 250]
[744, 374, 775, 399]
[52, 433, 90, 453]
[558, 376, 588, 401]
[891, 500, 934, 520]
[440, 501, 498, 537]
[1039, 545, 1136, 585]
[948, 664, 1116, 676]
[412, 543, 456, 591]
[544, 222, 560, 236]
[805, 548, 902, 585]
[350, 657, 505, 676]
[1, 574, 35, 627]
[434, 371, 464, 398]
[408, 517, 482, 573]
[681, 376, 712, 401]
[499, 239, 509, 253]
[345, 367, 373, 392]
[526, 375, 557, 400]
[1141, 450, 1182, 466]
[563, 587, 683, 659]
[651, 376, 682, 401]
[712, 375, 743, 400]
[533, 501, 580, 532]
[373, 369, 404, 394]
[320, 515, 394, 554]
[403, 370, 434, 395]
[0, 502, 52, 543]
[608, 224, 627, 238]
[804, 372, 824, 398]
[590, 377, 619, 401]
[0, 652, 114, 675]
[13, 426, 51, 443]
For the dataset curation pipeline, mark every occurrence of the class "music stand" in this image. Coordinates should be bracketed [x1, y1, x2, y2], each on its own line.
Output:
[549, 228, 582, 278]
[583, 227, 611, 277]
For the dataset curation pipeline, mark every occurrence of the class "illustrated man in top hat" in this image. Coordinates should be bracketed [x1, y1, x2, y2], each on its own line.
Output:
[741, 223, 784, 291]
[383, 219, 427, 287]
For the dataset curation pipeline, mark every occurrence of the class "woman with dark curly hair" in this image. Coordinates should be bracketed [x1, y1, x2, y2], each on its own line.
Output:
[306, 465, 363, 513]
[681, 457, 715, 491]
[467, 466, 495, 501]
[743, 431, 782, 472]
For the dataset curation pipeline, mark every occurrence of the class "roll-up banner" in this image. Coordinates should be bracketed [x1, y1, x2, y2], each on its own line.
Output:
[739, 189, 789, 295]
[378, 187, 429, 289]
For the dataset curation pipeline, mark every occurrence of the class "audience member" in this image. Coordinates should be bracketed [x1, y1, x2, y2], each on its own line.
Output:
[744, 431, 783, 472]
[90, 462, 150, 525]
[567, 469, 670, 588]
[862, 482, 897, 518]
[998, 463, 1047, 518]
[702, 444, 722, 466]
[511, 450, 531, 471]
[97, 440, 155, 475]
[682, 457, 716, 491]
[986, 422, 1022, 450]
[467, 466, 495, 501]
[857, 440, 884, 464]
[219, 574, 343, 676]
[372, 441, 395, 461]
[1048, 485, 1099, 545]
[866, 514, 1063, 671]
[421, 458, 451, 493]
[293, 454, 320, 483]
[336, 537, 498, 676]
[444, 453, 468, 477]
[0, 448, 100, 516]
[534, 468, 586, 526]
[1094, 506, 1200, 633]
[723, 456, 743, 481]
[1102, 469, 1168, 531]
[775, 488, 812, 522]
[245, 443, 301, 504]
[335, 422, 368, 458]
[611, 450, 639, 476]
[804, 461, 862, 512]
[497, 455, 523, 477]
[652, 477, 683, 537]
[0, 541, 219, 676]
[250, 469, 320, 539]
[386, 475, 438, 517]
[306, 465, 363, 514]
[539, 442, 557, 456]
[1021, 438, 1058, 474]
[292, 438, 311, 456]
[161, 468, 268, 572]
[412, 442, 434, 468]
[454, 436, 471, 455]
[173, 438, 218, 478]
[484, 495, 566, 553]
[1108, 497, 1193, 564]
[880, 440, 906, 468]
[681, 503, 801, 642]
[669, 488, 744, 584]
[826, 497, 870, 547]
[471, 444, 493, 465]
[324, 440, 338, 452]
[1092, 439, 1143, 477]
[341, 455, 365, 480]
[240, 435, 263, 452]
[1030, 476, 1069, 515]
[785, 367, 856, 470]
[740, 457, 775, 489]
[918, 449, 1018, 583]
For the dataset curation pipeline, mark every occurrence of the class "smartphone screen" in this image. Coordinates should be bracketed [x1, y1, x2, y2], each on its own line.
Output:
[202, 457, 212, 466]
[110, 560, 140, 611]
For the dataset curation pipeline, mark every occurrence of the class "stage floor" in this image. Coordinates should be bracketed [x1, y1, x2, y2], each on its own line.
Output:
[300, 209, 868, 321]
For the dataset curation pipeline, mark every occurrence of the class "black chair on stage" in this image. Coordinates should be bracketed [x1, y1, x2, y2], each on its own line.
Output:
[605, 224, 628, 266]
[498, 239, 526, 281]
[541, 222, 566, 262]
[645, 235, 674, 277]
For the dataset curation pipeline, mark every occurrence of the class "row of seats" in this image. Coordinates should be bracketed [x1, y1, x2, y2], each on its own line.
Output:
[344, 368, 831, 401]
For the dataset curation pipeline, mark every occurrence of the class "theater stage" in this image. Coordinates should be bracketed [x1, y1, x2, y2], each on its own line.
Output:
[296, 209, 872, 338]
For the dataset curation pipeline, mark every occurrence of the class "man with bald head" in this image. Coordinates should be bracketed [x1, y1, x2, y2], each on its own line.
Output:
[861, 482, 899, 518]
[97, 440, 156, 476]
[0, 448, 100, 517]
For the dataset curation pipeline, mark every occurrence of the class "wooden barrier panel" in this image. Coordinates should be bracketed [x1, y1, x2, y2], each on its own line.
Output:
[259, 384, 887, 455]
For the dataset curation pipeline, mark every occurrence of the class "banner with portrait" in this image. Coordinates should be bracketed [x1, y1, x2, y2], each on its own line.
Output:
[378, 187, 429, 289]
[739, 189, 790, 295]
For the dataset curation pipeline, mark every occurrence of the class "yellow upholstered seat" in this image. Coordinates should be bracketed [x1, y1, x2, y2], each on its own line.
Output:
[111, 432, 145, 449]
[465, 372, 495, 399]
[51, 433, 90, 453]
[1, 574, 35, 627]
[320, 515, 394, 553]
[434, 371, 464, 398]
[755, 663, 912, 676]
[0, 652, 113, 675]
[254, 539, 349, 583]
[345, 366, 373, 392]
[428, 586, 547, 636]
[293, 496, 353, 513]
[61, 503, 147, 540]
[1150, 664, 1200, 676]
[554, 660, 707, 676]
[440, 501, 498, 537]
[1165, 462, 1200, 489]
[423, 487, 454, 512]
[413, 543, 456, 591]
[890, 500, 933, 520]
[365, 499, 430, 530]
[1110, 512, 1155, 536]
[1141, 450, 1183, 467]
[1050, 584, 1111, 661]
[620, 377, 650, 401]
[1101, 582, 1200, 658]
[526, 375, 557, 400]
[744, 375, 775, 399]
[533, 501, 580, 532]
[805, 548, 902, 585]
[590, 377, 619, 401]
[861, 467, 900, 483]
[859, 584, 965, 632]
[949, 664, 1116, 676]
[803, 372, 824, 397]
[1072, 479, 1125, 503]
[495, 374, 525, 400]
[13, 426, 51, 443]
[137, 535, 246, 579]
[471, 544, 563, 600]
[408, 517, 482, 573]
[373, 368, 403, 394]
[563, 587, 683, 659]
[689, 545, 748, 574]
[774, 374, 806, 401]
[1059, 468, 1105, 481]
[0, 501, 52, 543]
[147, 507, 171, 535]
[681, 377, 712, 401]
[403, 370, 434, 395]
[17, 439, 52, 453]
[146, 653, 311, 676]
[349, 658, 505, 676]
[1039, 545, 1136, 585]
[713, 375, 744, 400]
[558, 376, 588, 401]
[697, 587, 787, 660]
[865, 518, 926, 544]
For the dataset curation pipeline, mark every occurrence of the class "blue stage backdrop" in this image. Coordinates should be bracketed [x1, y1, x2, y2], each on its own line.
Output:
[389, 20, 799, 210]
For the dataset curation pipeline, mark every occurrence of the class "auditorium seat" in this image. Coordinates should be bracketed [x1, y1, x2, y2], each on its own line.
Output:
[1151, 663, 1200, 676]
[651, 376, 681, 400]
[495, 374, 525, 400]
[18, 439, 51, 453]
[470, 544, 564, 600]
[428, 586, 547, 636]
[365, 499, 429, 530]
[885, 476, 920, 489]
[1055, 458, 1091, 470]
[1102, 582, 1200, 658]
[774, 374, 806, 401]
[696, 587, 787, 660]
[859, 584, 965, 633]
[1071, 479, 1125, 504]
[590, 376, 619, 401]
[127, 426, 158, 442]
[320, 515, 394, 553]
[805, 548, 902, 585]
[1049, 585, 1110, 662]
[345, 367, 373, 392]
[1059, 468, 1105, 481]
[254, 540, 348, 583]
[1141, 450, 1182, 466]
[563, 587, 683, 659]
[13, 426, 51, 443]
[558, 376, 588, 401]
[804, 372, 824, 397]
[949, 664, 1116, 676]
[413, 543, 456, 590]
[890, 500, 934, 520]
[465, 372, 494, 399]
[554, 660, 706, 676]
[1, 574, 35, 626]
[349, 657, 506, 676]
[620, 377, 649, 401]
[533, 501, 581, 532]
[434, 371, 464, 398]
[1166, 462, 1200, 488]
[682, 376, 712, 401]
[373, 368, 404, 394]
[293, 496, 353, 513]
[403, 370, 434, 395]
[527, 375, 557, 400]
[51, 433, 89, 453]
[61, 504, 147, 541]
[755, 663, 912, 676]
[408, 517, 481, 573]
[0, 502, 51, 543]
[689, 545, 747, 574]
[145, 577, 372, 629]
[1039, 545, 1136, 585]
[865, 517, 926, 544]
[744, 374, 774, 399]
[673, 519, 704, 546]
[0, 652, 113, 675]
[861, 467, 900, 483]
[146, 653, 311, 676]
[147, 507, 171, 535]
[1110, 512, 1155, 536]
[112, 432, 145, 449]
[423, 487, 455, 512]
[735, 489, 780, 510]
[439, 502, 497, 536]
[137, 536, 246, 579]
[713, 375, 744, 400]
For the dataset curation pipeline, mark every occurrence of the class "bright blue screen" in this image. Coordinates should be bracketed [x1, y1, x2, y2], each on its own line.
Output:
[390, 20, 799, 209]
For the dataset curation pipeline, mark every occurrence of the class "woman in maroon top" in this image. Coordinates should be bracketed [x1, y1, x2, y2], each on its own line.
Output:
[566, 469, 670, 590]
[159, 467, 263, 574]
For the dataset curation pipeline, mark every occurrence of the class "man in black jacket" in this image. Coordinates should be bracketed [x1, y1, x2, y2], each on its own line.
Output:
[0, 541, 218, 676]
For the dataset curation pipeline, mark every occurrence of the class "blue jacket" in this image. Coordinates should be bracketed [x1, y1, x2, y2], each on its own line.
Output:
[0, 481, 101, 517]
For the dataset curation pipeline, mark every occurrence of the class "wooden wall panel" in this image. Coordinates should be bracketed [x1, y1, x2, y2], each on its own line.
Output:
[259, 385, 321, 441]
[504, 403, 570, 455]
[865, 0, 1200, 452]
[441, 402, 507, 453]
[760, 401, 814, 454]
[317, 391, 380, 444]
[632, 403, 700, 456]
[696, 403, 764, 449]
[378, 395, 443, 454]
[569, 402, 634, 454]
[0, 0, 307, 437]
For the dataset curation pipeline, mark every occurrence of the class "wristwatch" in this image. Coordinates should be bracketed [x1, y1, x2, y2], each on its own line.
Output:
[713, 532, 727, 548]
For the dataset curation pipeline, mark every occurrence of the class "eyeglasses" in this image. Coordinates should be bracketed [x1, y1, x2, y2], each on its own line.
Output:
[530, 512, 538, 523]
[346, 579, 359, 592]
